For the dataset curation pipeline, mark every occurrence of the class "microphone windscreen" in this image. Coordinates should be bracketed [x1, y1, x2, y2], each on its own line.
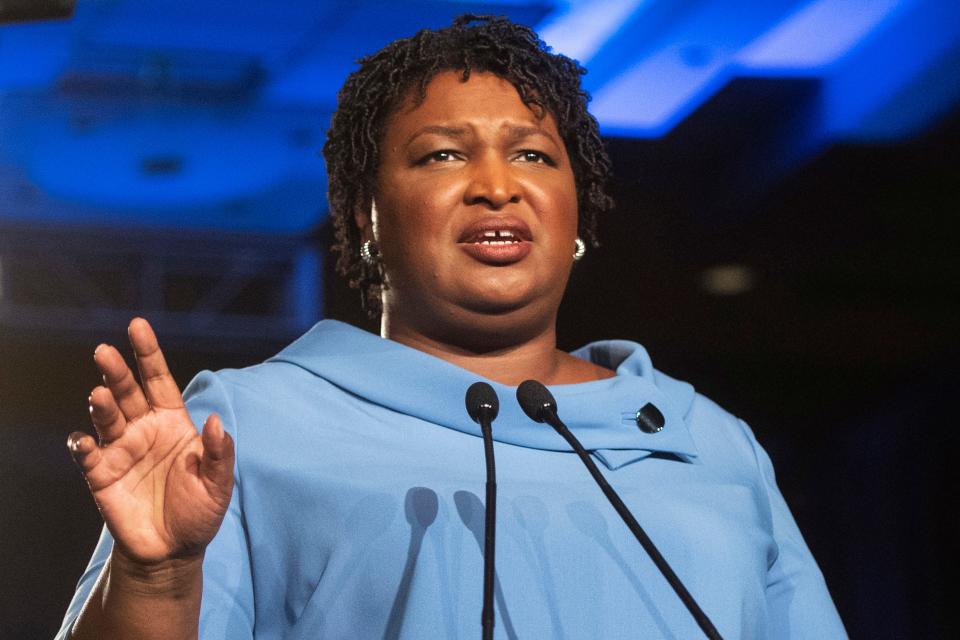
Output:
[465, 381, 500, 423]
[516, 380, 556, 423]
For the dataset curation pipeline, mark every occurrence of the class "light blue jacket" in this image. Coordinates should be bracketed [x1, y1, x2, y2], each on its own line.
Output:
[57, 320, 846, 639]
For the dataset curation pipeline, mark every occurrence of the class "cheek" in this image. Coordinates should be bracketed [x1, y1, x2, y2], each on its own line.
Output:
[376, 194, 457, 275]
[559, 172, 580, 223]
[530, 178, 579, 233]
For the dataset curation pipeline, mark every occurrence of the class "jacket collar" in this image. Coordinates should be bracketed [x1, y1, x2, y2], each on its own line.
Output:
[268, 320, 699, 470]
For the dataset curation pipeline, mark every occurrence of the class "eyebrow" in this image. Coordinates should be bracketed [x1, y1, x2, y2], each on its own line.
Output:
[503, 125, 560, 147]
[404, 124, 561, 148]
[405, 125, 469, 145]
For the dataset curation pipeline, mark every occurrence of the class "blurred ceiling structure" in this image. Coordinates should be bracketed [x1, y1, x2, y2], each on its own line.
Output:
[0, 0, 957, 234]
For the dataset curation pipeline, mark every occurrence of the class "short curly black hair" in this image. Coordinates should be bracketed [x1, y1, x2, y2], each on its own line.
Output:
[322, 14, 614, 315]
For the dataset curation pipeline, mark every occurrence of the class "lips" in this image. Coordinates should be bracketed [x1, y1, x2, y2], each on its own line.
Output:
[457, 217, 532, 265]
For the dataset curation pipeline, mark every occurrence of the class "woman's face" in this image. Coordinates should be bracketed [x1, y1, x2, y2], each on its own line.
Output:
[366, 70, 579, 344]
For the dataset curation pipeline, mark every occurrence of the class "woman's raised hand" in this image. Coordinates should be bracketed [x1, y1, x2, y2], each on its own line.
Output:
[67, 318, 235, 566]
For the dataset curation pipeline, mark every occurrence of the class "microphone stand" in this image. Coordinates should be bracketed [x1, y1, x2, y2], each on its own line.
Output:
[479, 411, 497, 640]
[465, 382, 499, 640]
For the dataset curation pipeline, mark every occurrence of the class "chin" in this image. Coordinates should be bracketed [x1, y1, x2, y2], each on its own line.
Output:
[455, 288, 537, 316]
[458, 291, 557, 330]
[457, 269, 546, 308]
[439, 303, 535, 344]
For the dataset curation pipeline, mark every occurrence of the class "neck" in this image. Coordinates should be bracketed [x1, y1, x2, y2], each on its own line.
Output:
[381, 311, 615, 387]
[381, 313, 571, 386]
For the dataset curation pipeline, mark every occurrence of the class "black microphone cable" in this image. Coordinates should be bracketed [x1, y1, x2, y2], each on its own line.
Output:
[465, 382, 500, 640]
[516, 380, 723, 640]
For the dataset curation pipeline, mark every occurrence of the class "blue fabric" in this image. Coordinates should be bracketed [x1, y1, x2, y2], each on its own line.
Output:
[56, 320, 846, 639]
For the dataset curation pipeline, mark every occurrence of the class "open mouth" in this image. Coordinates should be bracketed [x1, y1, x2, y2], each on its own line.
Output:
[458, 220, 532, 264]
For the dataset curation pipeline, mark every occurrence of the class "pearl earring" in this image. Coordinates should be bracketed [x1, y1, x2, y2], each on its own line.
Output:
[573, 237, 586, 261]
[361, 239, 380, 266]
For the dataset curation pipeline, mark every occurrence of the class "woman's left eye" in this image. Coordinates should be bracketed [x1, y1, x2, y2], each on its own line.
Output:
[515, 150, 555, 165]
[429, 151, 457, 162]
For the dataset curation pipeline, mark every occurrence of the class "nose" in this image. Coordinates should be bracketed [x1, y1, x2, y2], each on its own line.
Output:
[464, 153, 521, 209]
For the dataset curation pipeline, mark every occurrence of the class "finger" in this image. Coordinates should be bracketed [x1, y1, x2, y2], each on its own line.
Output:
[67, 431, 103, 474]
[89, 385, 127, 444]
[200, 414, 235, 500]
[128, 317, 184, 410]
[94, 343, 149, 421]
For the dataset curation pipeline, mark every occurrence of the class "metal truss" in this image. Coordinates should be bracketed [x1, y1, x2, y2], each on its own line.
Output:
[0, 223, 322, 346]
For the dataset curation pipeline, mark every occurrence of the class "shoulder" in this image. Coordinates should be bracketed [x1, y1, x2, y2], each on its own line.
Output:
[183, 358, 326, 396]
[686, 388, 755, 447]
[650, 366, 770, 481]
[572, 336, 765, 469]
[181, 359, 350, 438]
[187, 359, 345, 406]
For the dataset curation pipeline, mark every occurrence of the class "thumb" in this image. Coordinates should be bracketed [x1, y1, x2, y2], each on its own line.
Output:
[199, 414, 235, 499]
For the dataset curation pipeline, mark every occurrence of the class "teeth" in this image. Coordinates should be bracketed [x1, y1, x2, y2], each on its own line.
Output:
[476, 229, 519, 243]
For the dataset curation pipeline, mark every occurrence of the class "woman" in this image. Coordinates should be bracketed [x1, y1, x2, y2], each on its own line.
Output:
[58, 16, 845, 639]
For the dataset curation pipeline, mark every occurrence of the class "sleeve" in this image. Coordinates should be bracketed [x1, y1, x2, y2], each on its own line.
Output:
[740, 419, 848, 639]
[53, 370, 255, 640]
[188, 371, 255, 639]
[53, 525, 113, 640]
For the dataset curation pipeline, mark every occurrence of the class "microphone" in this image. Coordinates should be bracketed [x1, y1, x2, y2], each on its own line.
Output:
[465, 382, 500, 640]
[516, 380, 723, 640]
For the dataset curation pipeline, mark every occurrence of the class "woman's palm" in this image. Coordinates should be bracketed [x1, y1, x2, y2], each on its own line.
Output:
[69, 318, 235, 565]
